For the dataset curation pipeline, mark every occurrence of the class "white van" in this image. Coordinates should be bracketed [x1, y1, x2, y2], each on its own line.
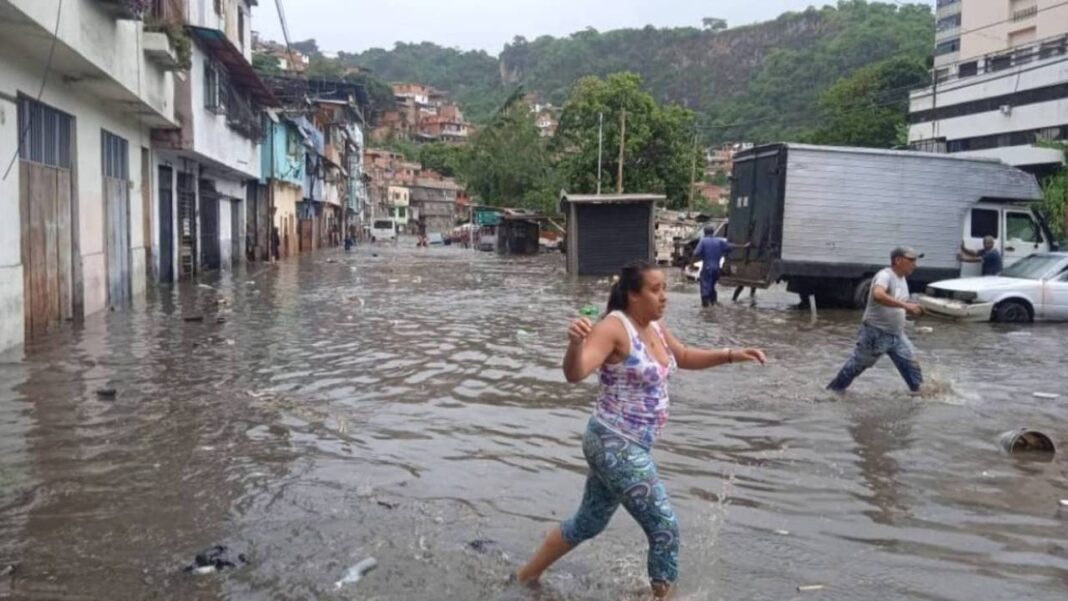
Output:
[370, 219, 397, 243]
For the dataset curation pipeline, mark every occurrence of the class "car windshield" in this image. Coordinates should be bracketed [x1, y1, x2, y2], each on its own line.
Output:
[1000, 255, 1066, 279]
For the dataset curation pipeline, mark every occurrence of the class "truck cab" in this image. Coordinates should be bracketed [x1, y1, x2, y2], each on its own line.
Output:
[961, 203, 1052, 277]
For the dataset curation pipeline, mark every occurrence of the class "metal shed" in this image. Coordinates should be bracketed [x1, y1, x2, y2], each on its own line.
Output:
[560, 192, 665, 276]
[497, 210, 543, 255]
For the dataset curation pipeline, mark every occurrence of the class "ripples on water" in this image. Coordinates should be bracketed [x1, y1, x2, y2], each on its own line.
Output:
[1, 243, 1067, 600]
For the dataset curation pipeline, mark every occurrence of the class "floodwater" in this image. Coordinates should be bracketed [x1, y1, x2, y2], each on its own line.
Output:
[1, 243, 1066, 601]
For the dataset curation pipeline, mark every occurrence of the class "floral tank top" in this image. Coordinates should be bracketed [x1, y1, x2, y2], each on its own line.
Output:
[594, 311, 678, 447]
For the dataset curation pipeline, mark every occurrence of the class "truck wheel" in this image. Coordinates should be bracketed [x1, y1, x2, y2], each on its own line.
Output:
[993, 300, 1033, 324]
[852, 277, 873, 310]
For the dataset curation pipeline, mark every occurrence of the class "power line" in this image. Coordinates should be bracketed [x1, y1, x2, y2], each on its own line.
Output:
[2, 0, 65, 182]
[272, 0, 300, 80]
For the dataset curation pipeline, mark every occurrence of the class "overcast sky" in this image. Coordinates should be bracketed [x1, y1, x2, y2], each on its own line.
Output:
[253, 0, 935, 55]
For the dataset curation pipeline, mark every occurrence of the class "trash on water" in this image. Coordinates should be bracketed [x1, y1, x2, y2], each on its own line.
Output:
[334, 557, 377, 590]
[183, 316, 204, 323]
[998, 429, 1056, 459]
[516, 329, 533, 338]
[1, 563, 17, 577]
[388, 279, 399, 284]
[376, 500, 397, 510]
[1059, 499, 1068, 507]
[215, 316, 227, 324]
[915, 326, 934, 334]
[96, 387, 117, 399]
[579, 305, 600, 318]
[1033, 392, 1060, 400]
[326, 258, 338, 264]
[797, 584, 825, 592]
[182, 545, 246, 575]
[197, 284, 215, 290]
[467, 539, 496, 554]
[774, 529, 790, 536]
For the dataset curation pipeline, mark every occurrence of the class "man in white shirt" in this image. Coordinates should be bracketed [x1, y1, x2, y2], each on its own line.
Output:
[828, 247, 925, 393]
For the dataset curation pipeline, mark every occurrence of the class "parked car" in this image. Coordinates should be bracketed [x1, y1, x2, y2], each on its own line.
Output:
[370, 219, 397, 243]
[722, 144, 1053, 308]
[917, 252, 1068, 323]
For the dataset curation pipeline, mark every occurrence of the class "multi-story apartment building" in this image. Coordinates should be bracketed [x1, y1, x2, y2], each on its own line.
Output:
[150, 0, 275, 281]
[0, 0, 178, 350]
[910, 0, 1068, 174]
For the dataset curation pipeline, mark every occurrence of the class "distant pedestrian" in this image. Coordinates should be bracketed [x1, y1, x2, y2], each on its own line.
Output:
[271, 226, 281, 262]
[515, 260, 766, 598]
[689, 226, 749, 307]
[959, 236, 1002, 276]
[828, 247, 925, 394]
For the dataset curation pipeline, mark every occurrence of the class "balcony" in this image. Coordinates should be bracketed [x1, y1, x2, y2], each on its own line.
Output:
[96, 0, 147, 20]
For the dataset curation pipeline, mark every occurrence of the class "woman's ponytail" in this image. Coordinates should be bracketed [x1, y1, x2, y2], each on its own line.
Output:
[603, 260, 657, 316]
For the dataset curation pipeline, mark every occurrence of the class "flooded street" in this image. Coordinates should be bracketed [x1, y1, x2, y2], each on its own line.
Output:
[1, 243, 1067, 601]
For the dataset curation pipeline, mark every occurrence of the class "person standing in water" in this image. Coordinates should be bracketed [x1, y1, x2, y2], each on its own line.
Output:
[827, 247, 925, 394]
[515, 261, 767, 598]
[690, 226, 750, 307]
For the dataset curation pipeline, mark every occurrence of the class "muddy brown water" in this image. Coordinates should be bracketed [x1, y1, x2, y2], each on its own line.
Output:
[1, 244, 1066, 600]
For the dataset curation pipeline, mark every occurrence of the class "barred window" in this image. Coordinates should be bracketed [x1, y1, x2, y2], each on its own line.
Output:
[101, 130, 129, 180]
[17, 96, 72, 169]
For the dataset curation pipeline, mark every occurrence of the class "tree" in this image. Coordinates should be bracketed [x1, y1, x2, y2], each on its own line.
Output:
[806, 56, 929, 148]
[552, 73, 700, 209]
[1040, 143, 1068, 238]
[252, 51, 283, 75]
[702, 17, 727, 32]
[462, 102, 560, 212]
[419, 143, 467, 178]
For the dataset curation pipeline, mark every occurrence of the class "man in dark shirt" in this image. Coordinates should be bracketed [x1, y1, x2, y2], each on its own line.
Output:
[690, 226, 749, 307]
[959, 236, 1003, 276]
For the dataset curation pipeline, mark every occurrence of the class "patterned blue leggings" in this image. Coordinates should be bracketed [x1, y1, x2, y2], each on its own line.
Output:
[561, 418, 680, 585]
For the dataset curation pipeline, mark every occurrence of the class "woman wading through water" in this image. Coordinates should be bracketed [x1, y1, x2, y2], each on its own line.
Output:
[516, 261, 767, 598]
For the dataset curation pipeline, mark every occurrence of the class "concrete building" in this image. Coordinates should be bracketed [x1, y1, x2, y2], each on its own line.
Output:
[150, 0, 274, 281]
[260, 115, 305, 259]
[910, 0, 1068, 174]
[387, 185, 411, 229]
[0, 0, 178, 350]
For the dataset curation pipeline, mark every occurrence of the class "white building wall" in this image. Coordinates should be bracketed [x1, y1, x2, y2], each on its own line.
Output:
[0, 95, 24, 351]
[0, 45, 155, 349]
[189, 47, 261, 180]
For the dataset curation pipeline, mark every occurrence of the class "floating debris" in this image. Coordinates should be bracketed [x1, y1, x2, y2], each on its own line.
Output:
[334, 557, 377, 590]
[197, 284, 215, 290]
[1, 563, 17, 577]
[998, 429, 1056, 458]
[1060, 499, 1068, 507]
[773, 529, 790, 536]
[215, 316, 227, 324]
[96, 387, 117, 399]
[1033, 392, 1061, 400]
[467, 539, 496, 554]
[798, 584, 825, 592]
[376, 500, 397, 510]
[578, 305, 600, 318]
[183, 316, 204, 323]
[915, 326, 934, 334]
[182, 545, 246, 575]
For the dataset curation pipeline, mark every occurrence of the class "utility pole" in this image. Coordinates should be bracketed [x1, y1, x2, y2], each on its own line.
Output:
[688, 131, 699, 217]
[616, 108, 626, 195]
[596, 112, 604, 195]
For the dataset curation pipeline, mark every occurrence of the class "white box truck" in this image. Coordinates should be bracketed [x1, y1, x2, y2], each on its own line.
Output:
[722, 144, 1056, 308]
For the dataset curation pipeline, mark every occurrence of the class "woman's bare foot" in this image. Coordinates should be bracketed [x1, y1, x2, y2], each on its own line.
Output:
[516, 527, 573, 584]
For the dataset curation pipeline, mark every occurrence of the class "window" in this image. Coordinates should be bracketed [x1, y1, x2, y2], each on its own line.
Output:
[988, 54, 1012, 72]
[935, 38, 960, 56]
[101, 130, 129, 180]
[204, 62, 227, 114]
[238, 10, 245, 50]
[937, 14, 961, 31]
[17, 96, 72, 169]
[970, 208, 999, 238]
[1006, 212, 1040, 243]
[214, 0, 222, 15]
[957, 61, 978, 77]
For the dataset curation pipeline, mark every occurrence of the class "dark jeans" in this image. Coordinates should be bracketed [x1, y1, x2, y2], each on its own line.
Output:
[828, 324, 924, 392]
[700, 268, 721, 307]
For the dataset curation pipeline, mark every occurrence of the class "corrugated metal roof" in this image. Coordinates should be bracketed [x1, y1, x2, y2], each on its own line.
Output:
[188, 26, 278, 107]
[560, 192, 666, 204]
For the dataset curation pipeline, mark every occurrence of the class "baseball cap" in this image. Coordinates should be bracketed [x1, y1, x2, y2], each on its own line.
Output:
[891, 246, 924, 261]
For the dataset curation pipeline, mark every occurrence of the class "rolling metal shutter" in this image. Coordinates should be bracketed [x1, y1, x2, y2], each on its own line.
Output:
[576, 203, 650, 276]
